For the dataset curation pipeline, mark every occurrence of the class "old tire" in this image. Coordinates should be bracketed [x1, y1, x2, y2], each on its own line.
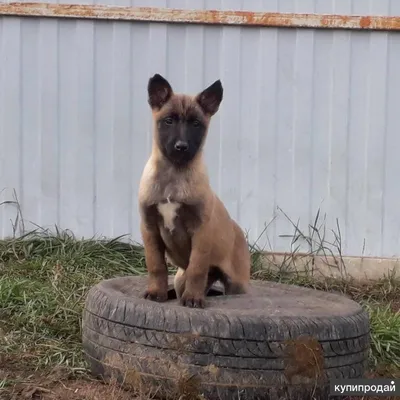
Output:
[82, 276, 370, 400]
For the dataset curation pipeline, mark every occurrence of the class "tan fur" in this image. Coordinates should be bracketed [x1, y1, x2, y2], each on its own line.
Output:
[139, 79, 251, 308]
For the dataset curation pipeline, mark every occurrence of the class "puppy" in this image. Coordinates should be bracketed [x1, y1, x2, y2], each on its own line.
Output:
[138, 74, 251, 308]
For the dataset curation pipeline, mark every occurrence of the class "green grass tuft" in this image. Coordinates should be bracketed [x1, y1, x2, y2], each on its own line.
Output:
[365, 303, 400, 368]
[0, 230, 147, 372]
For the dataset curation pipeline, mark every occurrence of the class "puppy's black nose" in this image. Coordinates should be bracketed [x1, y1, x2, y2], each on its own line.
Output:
[174, 141, 188, 152]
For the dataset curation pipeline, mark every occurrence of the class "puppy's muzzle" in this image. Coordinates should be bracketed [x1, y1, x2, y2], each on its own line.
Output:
[174, 140, 189, 152]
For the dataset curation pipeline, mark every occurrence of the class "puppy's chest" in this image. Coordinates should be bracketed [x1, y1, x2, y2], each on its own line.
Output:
[156, 199, 202, 234]
[143, 169, 204, 233]
[157, 201, 181, 232]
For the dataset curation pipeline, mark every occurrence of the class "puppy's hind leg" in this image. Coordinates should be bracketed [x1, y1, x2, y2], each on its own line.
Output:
[174, 268, 186, 299]
[175, 267, 222, 299]
[225, 279, 248, 295]
[223, 222, 251, 295]
[219, 252, 251, 296]
[204, 266, 224, 296]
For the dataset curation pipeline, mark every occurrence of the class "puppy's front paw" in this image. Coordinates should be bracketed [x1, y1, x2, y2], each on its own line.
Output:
[143, 289, 168, 303]
[180, 291, 205, 308]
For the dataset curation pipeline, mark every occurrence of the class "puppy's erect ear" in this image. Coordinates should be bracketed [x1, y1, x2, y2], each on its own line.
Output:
[196, 80, 223, 116]
[147, 74, 173, 110]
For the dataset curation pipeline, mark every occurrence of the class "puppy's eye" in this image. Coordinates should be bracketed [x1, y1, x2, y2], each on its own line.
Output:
[192, 119, 201, 127]
[164, 117, 173, 125]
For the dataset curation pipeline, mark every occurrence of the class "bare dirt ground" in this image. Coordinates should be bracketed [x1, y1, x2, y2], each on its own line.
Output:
[0, 363, 135, 400]
[2, 359, 399, 400]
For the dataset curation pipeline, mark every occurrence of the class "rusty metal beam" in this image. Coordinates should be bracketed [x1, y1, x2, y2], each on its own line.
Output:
[0, 2, 400, 31]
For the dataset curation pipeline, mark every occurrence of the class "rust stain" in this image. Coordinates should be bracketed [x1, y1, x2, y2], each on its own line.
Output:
[283, 336, 325, 384]
[0, 2, 399, 32]
[360, 16, 371, 28]
[320, 16, 330, 27]
[204, 9, 221, 24]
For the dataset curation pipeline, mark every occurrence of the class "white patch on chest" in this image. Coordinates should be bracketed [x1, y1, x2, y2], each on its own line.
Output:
[157, 200, 181, 232]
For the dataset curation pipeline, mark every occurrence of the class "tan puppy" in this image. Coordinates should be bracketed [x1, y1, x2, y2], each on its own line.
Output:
[138, 74, 251, 308]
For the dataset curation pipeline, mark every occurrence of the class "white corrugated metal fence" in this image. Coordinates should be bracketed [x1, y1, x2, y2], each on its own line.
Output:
[0, 0, 400, 258]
